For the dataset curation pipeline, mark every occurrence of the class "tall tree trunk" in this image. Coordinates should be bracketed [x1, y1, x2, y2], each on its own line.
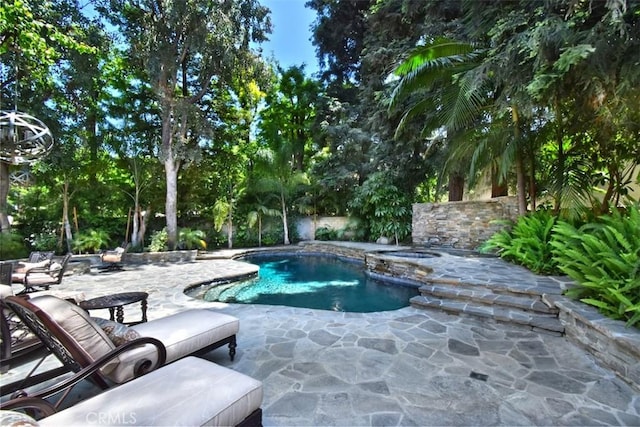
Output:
[258, 216, 262, 247]
[553, 132, 565, 214]
[161, 105, 179, 250]
[512, 105, 527, 215]
[281, 190, 290, 245]
[62, 181, 73, 253]
[227, 209, 233, 249]
[448, 172, 464, 201]
[515, 150, 527, 215]
[528, 155, 537, 211]
[131, 205, 150, 249]
[164, 157, 179, 250]
[0, 162, 10, 233]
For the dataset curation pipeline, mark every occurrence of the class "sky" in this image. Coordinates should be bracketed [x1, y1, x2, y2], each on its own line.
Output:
[260, 0, 319, 76]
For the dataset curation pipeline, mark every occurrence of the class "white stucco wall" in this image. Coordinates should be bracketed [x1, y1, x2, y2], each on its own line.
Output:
[295, 216, 351, 240]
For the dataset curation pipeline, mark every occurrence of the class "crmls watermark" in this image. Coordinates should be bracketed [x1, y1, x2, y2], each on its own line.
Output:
[86, 411, 137, 425]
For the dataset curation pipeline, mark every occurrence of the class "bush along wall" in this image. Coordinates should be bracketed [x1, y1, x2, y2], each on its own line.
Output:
[482, 205, 640, 328]
[550, 206, 640, 328]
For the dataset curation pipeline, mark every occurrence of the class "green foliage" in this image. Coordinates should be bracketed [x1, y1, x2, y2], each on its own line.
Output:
[29, 232, 59, 252]
[178, 228, 207, 251]
[0, 233, 29, 260]
[315, 227, 338, 241]
[148, 228, 168, 252]
[349, 172, 412, 244]
[550, 206, 640, 327]
[480, 212, 560, 274]
[72, 229, 111, 253]
[315, 219, 366, 242]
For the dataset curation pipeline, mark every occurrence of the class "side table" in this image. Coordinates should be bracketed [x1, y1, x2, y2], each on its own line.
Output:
[80, 292, 148, 325]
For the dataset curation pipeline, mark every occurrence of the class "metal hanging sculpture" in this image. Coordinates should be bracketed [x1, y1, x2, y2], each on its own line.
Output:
[0, 110, 54, 165]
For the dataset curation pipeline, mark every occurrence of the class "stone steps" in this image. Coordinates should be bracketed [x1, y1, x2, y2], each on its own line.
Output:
[411, 279, 564, 334]
[421, 284, 558, 315]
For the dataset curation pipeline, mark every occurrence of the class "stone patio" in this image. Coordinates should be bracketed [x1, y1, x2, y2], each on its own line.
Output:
[3, 244, 639, 426]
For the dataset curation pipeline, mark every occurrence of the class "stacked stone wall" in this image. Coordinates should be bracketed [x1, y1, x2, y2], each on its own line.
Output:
[125, 250, 198, 264]
[552, 297, 640, 390]
[412, 196, 519, 249]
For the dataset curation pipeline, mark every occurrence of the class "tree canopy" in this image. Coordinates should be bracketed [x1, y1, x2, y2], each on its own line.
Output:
[0, 0, 638, 257]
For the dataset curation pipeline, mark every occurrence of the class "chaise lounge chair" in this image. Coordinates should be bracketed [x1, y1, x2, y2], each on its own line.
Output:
[27, 251, 55, 263]
[11, 254, 72, 294]
[2, 294, 240, 391]
[1, 355, 263, 426]
[97, 245, 128, 272]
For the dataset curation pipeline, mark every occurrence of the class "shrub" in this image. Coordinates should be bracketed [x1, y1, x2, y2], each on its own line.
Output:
[550, 205, 640, 327]
[480, 211, 560, 274]
[0, 233, 29, 260]
[315, 227, 338, 241]
[73, 229, 111, 253]
[29, 231, 59, 252]
[178, 228, 207, 250]
[148, 228, 168, 252]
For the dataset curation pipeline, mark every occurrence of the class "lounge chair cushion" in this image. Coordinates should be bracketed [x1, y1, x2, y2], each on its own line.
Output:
[131, 309, 238, 361]
[39, 357, 263, 427]
[0, 284, 12, 299]
[14, 260, 50, 274]
[99, 309, 239, 384]
[28, 296, 119, 374]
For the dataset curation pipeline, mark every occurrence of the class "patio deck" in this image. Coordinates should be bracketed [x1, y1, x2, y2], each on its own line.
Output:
[2, 244, 639, 426]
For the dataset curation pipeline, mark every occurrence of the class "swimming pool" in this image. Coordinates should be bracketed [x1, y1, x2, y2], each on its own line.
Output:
[197, 254, 419, 312]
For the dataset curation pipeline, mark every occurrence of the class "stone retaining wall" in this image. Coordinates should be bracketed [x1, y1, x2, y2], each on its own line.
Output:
[298, 241, 364, 261]
[549, 296, 640, 390]
[364, 252, 433, 286]
[412, 196, 519, 249]
[125, 250, 198, 264]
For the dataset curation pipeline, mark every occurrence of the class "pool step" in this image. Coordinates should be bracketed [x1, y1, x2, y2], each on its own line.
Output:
[410, 281, 563, 334]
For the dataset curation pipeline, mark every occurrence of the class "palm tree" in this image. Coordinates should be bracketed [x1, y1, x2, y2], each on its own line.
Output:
[213, 183, 245, 249]
[252, 144, 309, 245]
[247, 195, 281, 247]
[389, 38, 489, 203]
[389, 37, 532, 213]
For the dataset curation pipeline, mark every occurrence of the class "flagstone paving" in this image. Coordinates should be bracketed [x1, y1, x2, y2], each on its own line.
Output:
[4, 245, 640, 426]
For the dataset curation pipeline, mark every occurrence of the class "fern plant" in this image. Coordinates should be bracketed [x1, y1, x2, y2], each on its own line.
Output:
[178, 228, 207, 250]
[551, 205, 640, 327]
[480, 212, 559, 274]
[73, 229, 111, 253]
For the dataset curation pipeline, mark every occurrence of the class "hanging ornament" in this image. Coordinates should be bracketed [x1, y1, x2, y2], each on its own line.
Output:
[0, 110, 54, 164]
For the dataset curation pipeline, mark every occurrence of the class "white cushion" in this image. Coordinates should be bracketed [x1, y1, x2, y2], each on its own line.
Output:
[39, 357, 262, 427]
[0, 284, 13, 299]
[104, 310, 238, 384]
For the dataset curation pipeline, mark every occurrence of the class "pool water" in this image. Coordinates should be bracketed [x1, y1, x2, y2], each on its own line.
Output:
[201, 254, 419, 312]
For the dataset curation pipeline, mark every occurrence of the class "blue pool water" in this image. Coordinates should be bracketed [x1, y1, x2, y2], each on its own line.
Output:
[201, 254, 419, 312]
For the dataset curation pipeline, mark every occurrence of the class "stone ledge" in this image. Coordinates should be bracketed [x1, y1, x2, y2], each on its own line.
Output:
[125, 250, 198, 264]
[549, 295, 640, 390]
